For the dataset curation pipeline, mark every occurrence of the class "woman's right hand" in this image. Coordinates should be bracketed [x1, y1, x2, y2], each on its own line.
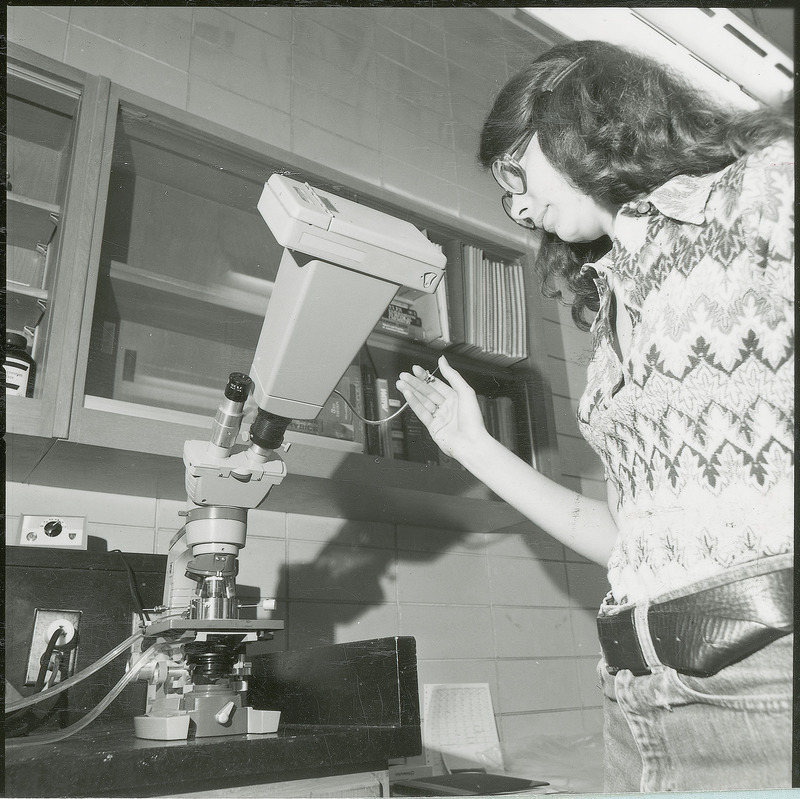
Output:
[396, 355, 488, 461]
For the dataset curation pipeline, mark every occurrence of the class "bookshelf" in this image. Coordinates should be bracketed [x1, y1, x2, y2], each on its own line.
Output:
[7, 45, 551, 531]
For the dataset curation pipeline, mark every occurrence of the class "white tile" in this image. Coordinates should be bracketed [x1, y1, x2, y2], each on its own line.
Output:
[64, 28, 189, 108]
[582, 707, 605, 737]
[498, 709, 586, 743]
[484, 523, 565, 562]
[396, 551, 489, 606]
[189, 30, 291, 111]
[89, 521, 156, 554]
[293, 82, 380, 146]
[293, 48, 378, 110]
[294, 14, 377, 83]
[378, 123, 458, 184]
[375, 58, 450, 115]
[578, 477, 608, 504]
[211, 7, 293, 41]
[570, 608, 602, 659]
[441, 13, 506, 77]
[373, 9, 446, 57]
[497, 659, 580, 714]
[396, 525, 486, 556]
[236, 536, 287, 599]
[400, 605, 493, 660]
[292, 118, 381, 182]
[375, 26, 448, 87]
[379, 92, 453, 149]
[287, 599, 397, 649]
[6, 483, 156, 527]
[245, 508, 286, 540]
[297, 8, 376, 56]
[287, 539, 397, 604]
[187, 77, 290, 149]
[557, 434, 604, 482]
[493, 607, 574, 658]
[7, 6, 69, 58]
[155, 498, 186, 531]
[70, 6, 193, 70]
[565, 562, 610, 609]
[335, 602, 400, 644]
[381, 154, 456, 215]
[287, 513, 393, 548]
[448, 59, 501, 109]
[576, 657, 603, 709]
[488, 558, 569, 607]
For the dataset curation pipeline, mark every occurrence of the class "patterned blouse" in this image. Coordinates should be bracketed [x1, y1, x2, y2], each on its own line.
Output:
[577, 139, 794, 603]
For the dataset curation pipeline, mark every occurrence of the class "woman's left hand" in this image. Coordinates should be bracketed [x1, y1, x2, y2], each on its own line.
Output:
[396, 355, 487, 461]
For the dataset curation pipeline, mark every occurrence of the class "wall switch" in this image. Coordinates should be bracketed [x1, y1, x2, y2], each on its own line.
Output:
[25, 608, 82, 686]
[18, 515, 87, 549]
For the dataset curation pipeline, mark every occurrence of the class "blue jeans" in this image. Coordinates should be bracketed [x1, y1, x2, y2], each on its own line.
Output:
[598, 556, 793, 792]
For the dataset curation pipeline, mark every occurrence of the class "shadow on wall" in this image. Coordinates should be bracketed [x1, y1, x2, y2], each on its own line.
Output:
[270, 520, 577, 650]
[274, 523, 478, 649]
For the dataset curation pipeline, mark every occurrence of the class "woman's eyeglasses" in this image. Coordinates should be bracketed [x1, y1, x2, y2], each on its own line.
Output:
[492, 57, 585, 230]
[492, 128, 535, 196]
[492, 128, 537, 229]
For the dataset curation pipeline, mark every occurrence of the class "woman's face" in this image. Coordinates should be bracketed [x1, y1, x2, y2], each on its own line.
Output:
[506, 134, 616, 242]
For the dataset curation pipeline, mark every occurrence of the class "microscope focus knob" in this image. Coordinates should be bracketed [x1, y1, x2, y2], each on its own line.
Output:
[215, 700, 237, 725]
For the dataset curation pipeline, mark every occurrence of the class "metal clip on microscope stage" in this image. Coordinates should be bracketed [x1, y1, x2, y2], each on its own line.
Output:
[132, 175, 446, 741]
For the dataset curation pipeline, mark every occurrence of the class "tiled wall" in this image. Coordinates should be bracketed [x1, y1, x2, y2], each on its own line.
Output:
[6, 480, 606, 746]
[7, 5, 607, 752]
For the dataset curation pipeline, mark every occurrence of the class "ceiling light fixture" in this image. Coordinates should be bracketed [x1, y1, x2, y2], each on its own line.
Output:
[521, 7, 793, 109]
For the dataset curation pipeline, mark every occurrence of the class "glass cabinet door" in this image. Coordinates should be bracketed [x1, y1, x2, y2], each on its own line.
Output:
[5, 55, 104, 438]
[83, 100, 286, 420]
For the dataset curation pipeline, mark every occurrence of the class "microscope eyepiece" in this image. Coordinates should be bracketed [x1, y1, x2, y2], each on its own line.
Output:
[225, 372, 252, 402]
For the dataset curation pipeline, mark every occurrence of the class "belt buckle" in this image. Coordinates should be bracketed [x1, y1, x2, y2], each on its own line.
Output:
[597, 608, 651, 676]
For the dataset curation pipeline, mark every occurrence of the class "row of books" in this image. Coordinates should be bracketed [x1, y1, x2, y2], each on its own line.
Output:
[287, 353, 525, 464]
[373, 241, 528, 367]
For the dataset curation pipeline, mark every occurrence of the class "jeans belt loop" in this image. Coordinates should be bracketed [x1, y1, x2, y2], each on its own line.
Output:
[633, 600, 662, 672]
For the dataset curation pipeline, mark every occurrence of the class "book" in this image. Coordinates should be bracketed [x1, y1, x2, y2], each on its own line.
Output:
[286, 364, 362, 442]
[403, 407, 439, 465]
[375, 376, 394, 458]
[360, 351, 382, 456]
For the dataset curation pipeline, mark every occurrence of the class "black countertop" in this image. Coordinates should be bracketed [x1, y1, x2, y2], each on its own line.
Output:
[6, 636, 422, 798]
[6, 719, 419, 797]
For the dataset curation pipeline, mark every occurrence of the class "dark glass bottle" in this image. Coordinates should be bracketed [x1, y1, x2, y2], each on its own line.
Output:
[5, 332, 36, 397]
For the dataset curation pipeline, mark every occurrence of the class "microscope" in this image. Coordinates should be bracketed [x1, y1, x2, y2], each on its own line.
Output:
[132, 175, 446, 740]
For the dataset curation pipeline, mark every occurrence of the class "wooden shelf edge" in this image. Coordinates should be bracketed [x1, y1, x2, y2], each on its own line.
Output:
[7, 433, 522, 532]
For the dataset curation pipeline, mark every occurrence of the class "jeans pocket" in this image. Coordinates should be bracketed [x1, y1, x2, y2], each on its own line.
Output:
[665, 636, 792, 710]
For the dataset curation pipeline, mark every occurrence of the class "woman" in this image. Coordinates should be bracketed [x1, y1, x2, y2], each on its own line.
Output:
[396, 40, 793, 793]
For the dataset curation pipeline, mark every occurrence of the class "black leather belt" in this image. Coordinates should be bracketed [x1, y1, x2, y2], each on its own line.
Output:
[597, 567, 793, 677]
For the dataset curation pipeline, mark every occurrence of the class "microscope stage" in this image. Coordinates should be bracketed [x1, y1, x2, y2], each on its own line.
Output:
[145, 617, 284, 639]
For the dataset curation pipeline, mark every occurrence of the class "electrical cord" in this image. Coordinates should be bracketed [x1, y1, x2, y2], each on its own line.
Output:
[5, 643, 165, 748]
[4, 630, 146, 715]
[333, 365, 440, 425]
[34, 629, 67, 692]
[111, 549, 150, 624]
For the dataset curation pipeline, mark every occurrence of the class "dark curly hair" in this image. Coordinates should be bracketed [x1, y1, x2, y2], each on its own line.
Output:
[479, 40, 792, 330]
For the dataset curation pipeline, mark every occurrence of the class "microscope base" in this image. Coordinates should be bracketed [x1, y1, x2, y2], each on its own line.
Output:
[134, 705, 281, 740]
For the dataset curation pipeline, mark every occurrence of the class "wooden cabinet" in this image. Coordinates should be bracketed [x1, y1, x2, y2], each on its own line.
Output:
[5, 48, 109, 437]
[6, 45, 558, 531]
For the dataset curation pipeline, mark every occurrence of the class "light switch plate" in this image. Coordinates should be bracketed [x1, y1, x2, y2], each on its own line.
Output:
[18, 515, 87, 549]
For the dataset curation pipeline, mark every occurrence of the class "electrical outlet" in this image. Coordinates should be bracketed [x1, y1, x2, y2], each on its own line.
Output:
[18, 515, 87, 549]
[25, 609, 82, 686]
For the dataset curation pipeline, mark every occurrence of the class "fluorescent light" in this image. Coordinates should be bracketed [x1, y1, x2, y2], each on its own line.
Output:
[521, 8, 793, 109]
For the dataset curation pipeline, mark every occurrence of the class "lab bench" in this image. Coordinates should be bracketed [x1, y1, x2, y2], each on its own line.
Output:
[6, 548, 421, 798]
[5, 719, 417, 797]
